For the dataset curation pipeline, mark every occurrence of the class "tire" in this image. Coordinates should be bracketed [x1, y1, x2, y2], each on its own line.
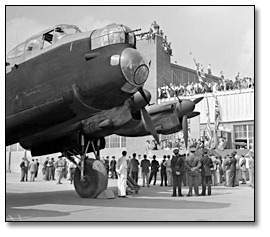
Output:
[74, 158, 108, 198]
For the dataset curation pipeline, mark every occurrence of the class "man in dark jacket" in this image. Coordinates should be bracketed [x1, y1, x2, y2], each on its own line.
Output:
[149, 155, 160, 185]
[200, 149, 214, 196]
[228, 151, 237, 187]
[130, 153, 139, 183]
[20, 157, 27, 182]
[160, 155, 167, 186]
[171, 149, 185, 197]
[140, 155, 150, 187]
[110, 156, 117, 179]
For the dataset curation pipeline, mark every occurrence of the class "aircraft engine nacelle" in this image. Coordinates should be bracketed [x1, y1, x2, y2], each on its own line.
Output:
[20, 132, 105, 157]
[81, 89, 151, 138]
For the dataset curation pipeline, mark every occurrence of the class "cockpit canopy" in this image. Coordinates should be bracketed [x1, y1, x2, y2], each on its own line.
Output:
[7, 24, 81, 59]
[91, 24, 135, 50]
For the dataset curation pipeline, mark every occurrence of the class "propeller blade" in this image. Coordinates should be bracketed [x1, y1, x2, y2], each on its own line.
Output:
[182, 115, 188, 150]
[141, 107, 160, 144]
[162, 77, 182, 102]
[138, 88, 151, 105]
[187, 111, 200, 119]
[193, 97, 204, 104]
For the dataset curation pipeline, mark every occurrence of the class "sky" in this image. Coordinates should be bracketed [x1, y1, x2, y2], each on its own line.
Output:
[5, 5, 254, 80]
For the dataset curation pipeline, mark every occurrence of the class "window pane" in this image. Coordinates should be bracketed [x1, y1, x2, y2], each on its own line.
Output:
[110, 135, 120, 148]
[105, 137, 110, 148]
[16, 44, 25, 57]
[234, 132, 238, 139]
[121, 137, 126, 148]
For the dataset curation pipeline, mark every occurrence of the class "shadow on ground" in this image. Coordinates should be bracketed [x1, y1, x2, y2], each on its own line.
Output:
[6, 185, 231, 220]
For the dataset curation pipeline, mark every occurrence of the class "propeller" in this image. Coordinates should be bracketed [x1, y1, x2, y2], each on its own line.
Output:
[162, 77, 182, 102]
[193, 97, 204, 104]
[187, 111, 200, 119]
[182, 114, 188, 150]
[160, 77, 204, 150]
[141, 107, 160, 144]
[138, 88, 151, 106]
[133, 88, 160, 144]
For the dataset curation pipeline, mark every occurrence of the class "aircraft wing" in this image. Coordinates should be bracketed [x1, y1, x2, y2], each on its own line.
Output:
[19, 90, 202, 157]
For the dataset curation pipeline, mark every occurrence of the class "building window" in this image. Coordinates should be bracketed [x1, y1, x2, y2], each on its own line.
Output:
[109, 135, 120, 148]
[105, 137, 110, 148]
[6, 146, 10, 152]
[234, 124, 254, 149]
[121, 137, 126, 148]
[104, 135, 127, 148]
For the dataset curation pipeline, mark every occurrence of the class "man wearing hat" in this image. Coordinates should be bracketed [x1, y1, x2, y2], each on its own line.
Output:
[200, 148, 214, 196]
[171, 149, 185, 196]
[185, 147, 201, 196]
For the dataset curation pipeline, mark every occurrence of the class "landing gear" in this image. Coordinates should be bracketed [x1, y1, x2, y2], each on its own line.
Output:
[74, 158, 108, 198]
[64, 135, 108, 198]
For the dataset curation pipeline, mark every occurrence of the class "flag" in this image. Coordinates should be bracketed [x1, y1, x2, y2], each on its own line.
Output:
[210, 94, 221, 149]
[214, 95, 221, 131]
[205, 94, 212, 143]
[190, 52, 204, 83]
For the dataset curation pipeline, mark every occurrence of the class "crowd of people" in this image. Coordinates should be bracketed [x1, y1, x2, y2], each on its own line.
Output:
[108, 147, 254, 198]
[146, 137, 228, 151]
[158, 76, 254, 100]
[19, 156, 76, 185]
[19, 146, 254, 198]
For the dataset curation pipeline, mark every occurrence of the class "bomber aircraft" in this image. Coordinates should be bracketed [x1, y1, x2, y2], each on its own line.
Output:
[6, 23, 202, 198]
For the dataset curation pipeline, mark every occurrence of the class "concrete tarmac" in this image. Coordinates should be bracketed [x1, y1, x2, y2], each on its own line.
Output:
[6, 172, 254, 221]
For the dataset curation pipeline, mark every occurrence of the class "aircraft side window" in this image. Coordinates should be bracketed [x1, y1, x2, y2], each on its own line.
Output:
[7, 48, 16, 59]
[16, 43, 25, 57]
[42, 32, 54, 49]
[26, 39, 41, 52]
[7, 43, 25, 59]
[54, 27, 66, 42]
[128, 32, 135, 45]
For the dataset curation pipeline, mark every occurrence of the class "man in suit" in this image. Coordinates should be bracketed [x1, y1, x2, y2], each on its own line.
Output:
[185, 147, 201, 196]
[228, 151, 237, 187]
[35, 159, 39, 178]
[171, 149, 185, 197]
[160, 155, 167, 186]
[149, 155, 160, 185]
[140, 154, 150, 187]
[20, 157, 27, 182]
[130, 153, 139, 183]
[110, 156, 117, 179]
[200, 149, 214, 196]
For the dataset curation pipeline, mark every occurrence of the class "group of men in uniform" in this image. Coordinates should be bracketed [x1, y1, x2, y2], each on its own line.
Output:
[170, 147, 216, 197]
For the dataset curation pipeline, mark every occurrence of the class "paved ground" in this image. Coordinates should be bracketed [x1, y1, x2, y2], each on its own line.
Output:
[6, 172, 254, 221]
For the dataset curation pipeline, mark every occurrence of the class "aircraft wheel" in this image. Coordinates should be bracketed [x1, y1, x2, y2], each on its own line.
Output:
[74, 158, 108, 198]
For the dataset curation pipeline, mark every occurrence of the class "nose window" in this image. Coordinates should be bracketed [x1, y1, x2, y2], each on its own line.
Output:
[91, 24, 134, 50]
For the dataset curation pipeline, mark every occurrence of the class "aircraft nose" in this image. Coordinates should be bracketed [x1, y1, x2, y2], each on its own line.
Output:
[120, 48, 149, 86]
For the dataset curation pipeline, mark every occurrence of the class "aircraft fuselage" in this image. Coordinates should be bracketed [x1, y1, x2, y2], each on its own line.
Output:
[6, 24, 149, 145]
